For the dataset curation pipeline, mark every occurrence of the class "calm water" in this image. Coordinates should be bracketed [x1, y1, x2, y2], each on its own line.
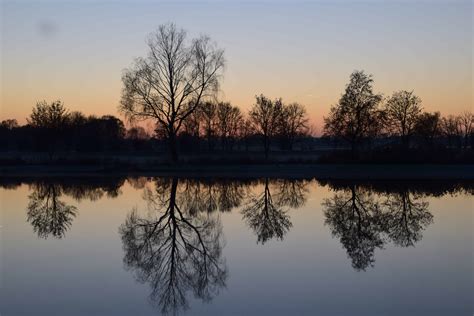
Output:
[1, 177, 473, 316]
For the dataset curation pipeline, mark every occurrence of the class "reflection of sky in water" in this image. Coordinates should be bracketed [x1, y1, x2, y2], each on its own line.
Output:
[1, 179, 472, 315]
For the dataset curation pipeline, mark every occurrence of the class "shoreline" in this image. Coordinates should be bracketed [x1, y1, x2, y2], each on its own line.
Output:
[1, 164, 473, 180]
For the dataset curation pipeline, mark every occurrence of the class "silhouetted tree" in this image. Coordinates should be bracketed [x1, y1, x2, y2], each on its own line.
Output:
[278, 102, 309, 150]
[323, 71, 383, 156]
[382, 191, 432, 247]
[28, 100, 70, 129]
[200, 101, 218, 151]
[458, 111, 473, 149]
[414, 112, 441, 147]
[119, 178, 227, 315]
[249, 95, 284, 160]
[323, 186, 384, 270]
[28, 100, 71, 157]
[384, 90, 422, 147]
[273, 179, 309, 209]
[120, 23, 225, 162]
[216, 102, 243, 151]
[440, 115, 462, 149]
[0, 119, 18, 129]
[27, 184, 77, 239]
[241, 178, 292, 244]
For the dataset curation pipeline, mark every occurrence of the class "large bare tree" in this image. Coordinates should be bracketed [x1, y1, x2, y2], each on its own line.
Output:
[120, 23, 225, 162]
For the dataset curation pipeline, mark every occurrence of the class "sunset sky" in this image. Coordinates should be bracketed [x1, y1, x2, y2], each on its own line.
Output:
[1, 0, 472, 132]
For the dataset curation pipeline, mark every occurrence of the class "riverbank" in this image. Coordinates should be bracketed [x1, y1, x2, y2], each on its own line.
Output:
[1, 164, 473, 180]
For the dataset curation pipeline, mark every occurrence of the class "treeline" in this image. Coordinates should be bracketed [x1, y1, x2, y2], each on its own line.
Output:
[0, 97, 312, 158]
[0, 101, 152, 155]
[1, 75, 473, 163]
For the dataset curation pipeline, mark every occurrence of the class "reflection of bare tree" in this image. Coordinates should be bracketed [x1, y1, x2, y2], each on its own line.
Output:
[242, 178, 293, 244]
[27, 184, 77, 239]
[323, 186, 384, 271]
[323, 185, 434, 271]
[178, 179, 246, 214]
[382, 191, 432, 247]
[119, 178, 227, 315]
[273, 179, 309, 208]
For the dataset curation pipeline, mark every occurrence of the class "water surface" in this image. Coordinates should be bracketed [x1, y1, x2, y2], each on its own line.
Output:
[1, 177, 473, 315]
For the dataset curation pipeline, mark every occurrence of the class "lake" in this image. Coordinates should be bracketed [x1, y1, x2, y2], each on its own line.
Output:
[1, 177, 472, 315]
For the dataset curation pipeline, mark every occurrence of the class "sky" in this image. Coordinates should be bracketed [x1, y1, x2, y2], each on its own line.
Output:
[1, 0, 472, 132]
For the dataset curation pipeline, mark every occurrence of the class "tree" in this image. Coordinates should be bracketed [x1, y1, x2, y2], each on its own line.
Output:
[216, 102, 243, 151]
[382, 191, 432, 247]
[458, 111, 473, 149]
[323, 185, 385, 271]
[200, 101, 218, 151]
[119, 178, 227, 314]
[27, 183, 77, 239]
[440, 115, 462, 149]
[0, 119, 18, 130]
[323, 70, 383, 156]
[28, 100, 70, 129]
[120, 23, 225, 162]
[384, 90, 422, 147]
[249, 95, 283, 160]
[414, 112, 441, 147]
[28, 100, 71, 157]
[278, 102, 309, 150]
[241, 178, 292, 244]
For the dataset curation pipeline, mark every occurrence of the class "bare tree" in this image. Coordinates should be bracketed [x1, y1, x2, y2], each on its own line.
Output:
[458, 111, 473, 149]
[120, 23, 225, 162]
[200, 101, 218, 151]
[384, 90, 422, 147]
[249, 95, 283, 160]
[241, 178, 292, 244]
[28, 100, 70, 129]
[414, 112, 441, 147]
[27, 183, 77, 239]
[440, 115, 462, 149]
[278, 102, 309, 150]
[216, 102, 243, 151]
[323, 185, 385, 271]
[323, 70, 383, 156]
[120, 178, 227, 315]
[382, 191, 432, 247]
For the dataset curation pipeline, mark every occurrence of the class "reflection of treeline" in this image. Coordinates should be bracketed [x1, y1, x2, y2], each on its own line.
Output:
[3, 177, 472, 197]
[316, 179, 474, 197]
[1, 177, 126, 200]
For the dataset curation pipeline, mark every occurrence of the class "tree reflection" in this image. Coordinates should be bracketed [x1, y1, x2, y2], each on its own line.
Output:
[323, 186, 384, 271]
[178, 179, 246, 214]
[382, 191, 433, 247]
[119, 178, 227, 315]
[27, 184, 77, 239]
[323, 184, 434, 270]
[241, 178, 293, 244]
[273, 179, 309, 209]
